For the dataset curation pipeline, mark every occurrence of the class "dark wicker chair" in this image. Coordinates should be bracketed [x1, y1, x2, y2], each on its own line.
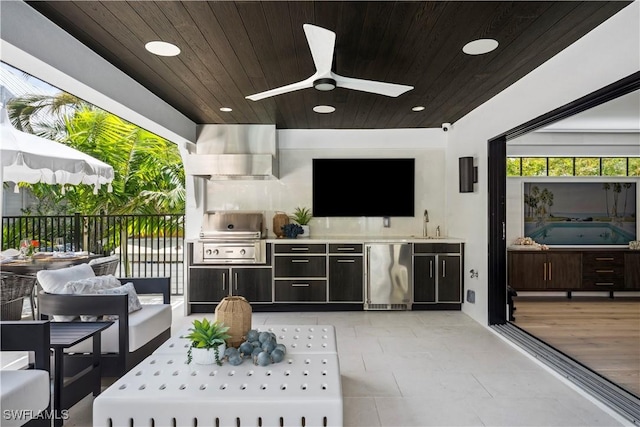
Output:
[88, 255, 120, 276]
[1, 273, 37, 320]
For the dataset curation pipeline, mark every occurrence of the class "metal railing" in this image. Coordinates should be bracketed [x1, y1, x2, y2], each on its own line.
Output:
[2, 213, 185, 295]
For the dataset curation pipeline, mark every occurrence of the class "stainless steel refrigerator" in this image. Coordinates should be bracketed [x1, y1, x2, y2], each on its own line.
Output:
[364, 243, 412, 310]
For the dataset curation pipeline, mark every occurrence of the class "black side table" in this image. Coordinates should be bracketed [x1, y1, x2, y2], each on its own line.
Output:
[49, 321, 112, 427]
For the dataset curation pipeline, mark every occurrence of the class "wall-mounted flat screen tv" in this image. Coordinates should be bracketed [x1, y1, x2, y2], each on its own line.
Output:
[313, 158, 415, 217]
[523, 181, 637, 246]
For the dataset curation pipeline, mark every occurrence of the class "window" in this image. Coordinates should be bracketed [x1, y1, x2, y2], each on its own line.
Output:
[575, 158, 600, 176]
[507, 157, 639, 177]
[601, 158, 627, 176]
[521, 158, 547, 176]
[629, 158, 640, 176]
[548, 158, 573, 176]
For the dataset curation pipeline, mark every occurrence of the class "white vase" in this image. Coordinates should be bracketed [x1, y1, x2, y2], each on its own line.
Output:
[300, 225, 310, 238]
[191, 343, 226, 365]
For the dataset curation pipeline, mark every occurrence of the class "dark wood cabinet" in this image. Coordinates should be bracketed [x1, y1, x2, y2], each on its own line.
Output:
[231, 268, 273, 303]
[508, 251, 581, 291]
[509, 248, 640, 293]
[188, 268, 230, 303]
[413, 243, 463, 304]
[189, 267, 272, 304]
[274, 280, 327, 302]
[582, 252, 624, 290]
[274, 243, 328, 303]
[624, 252, 640, 290]
[328, 256, 363, 302]
[413, 255, 436, 302]
[274, 256, 326, 277]
[438, 255, 462, 302]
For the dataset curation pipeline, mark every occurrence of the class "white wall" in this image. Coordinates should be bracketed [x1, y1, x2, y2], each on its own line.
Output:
[186, 128, 447, 239]
[446, 1, 640, 325]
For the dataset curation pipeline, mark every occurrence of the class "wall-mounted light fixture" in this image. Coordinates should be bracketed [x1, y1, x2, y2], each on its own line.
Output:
[459, 157, 478, 193]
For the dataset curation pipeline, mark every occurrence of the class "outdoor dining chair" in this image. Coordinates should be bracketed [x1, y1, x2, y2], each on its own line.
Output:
[88, 255, 120, 276]
[0, 273, 37, 320]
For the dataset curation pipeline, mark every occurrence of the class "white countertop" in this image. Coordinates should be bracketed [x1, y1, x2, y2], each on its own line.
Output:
[266, 236, 464, 243]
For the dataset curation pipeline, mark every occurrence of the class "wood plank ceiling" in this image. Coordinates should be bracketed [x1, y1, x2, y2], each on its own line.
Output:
[27, 1, 630, 129]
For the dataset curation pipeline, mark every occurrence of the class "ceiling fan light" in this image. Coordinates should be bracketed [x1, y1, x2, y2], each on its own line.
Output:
[412, 106, 425, 112]
[313, 105, 336, 114]
[314, 78, 336, 91]
[145, 41, 181, 57]
[462, 38, 499, 55]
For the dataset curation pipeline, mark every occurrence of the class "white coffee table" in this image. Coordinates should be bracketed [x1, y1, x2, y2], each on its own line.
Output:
[93, 325, 342, 427]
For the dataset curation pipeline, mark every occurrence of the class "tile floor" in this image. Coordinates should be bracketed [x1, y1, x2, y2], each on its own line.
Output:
[64, 301, 630, 426]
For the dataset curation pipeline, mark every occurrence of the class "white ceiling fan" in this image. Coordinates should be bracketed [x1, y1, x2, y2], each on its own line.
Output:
[245, 24, 413, 101]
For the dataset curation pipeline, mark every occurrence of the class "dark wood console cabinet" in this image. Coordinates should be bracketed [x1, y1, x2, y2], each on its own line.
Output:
[508, 248, 640, 292]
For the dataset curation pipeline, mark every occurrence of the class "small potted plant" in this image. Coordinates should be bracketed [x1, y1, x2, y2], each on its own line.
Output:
[290, 207, 312, 238]
[184, 318, 230, 365]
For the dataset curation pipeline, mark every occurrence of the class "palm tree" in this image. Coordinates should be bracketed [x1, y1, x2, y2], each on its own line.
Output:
[602, 183, 611, 218]
[7, 95, 185, 215]
[611, 183, 622, 219]
[622, 183, 632, 218]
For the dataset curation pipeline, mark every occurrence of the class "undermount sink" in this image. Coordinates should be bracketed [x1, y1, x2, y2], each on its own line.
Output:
[410, 235, 447, 240]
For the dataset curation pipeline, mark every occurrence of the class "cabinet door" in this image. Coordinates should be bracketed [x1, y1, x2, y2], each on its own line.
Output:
[274, 280, 327, 302]
[232, 268, 273, 303]
[508, 252, 546, 290]
[413, 255, 436, 303]
[438, 255, 461, 302]
[624, 253, 640, 290]
[189, 268, 230, 302]
[546, 252, 582, 290]
[274, 256, 326, 277]
[328, 256, 363, 302]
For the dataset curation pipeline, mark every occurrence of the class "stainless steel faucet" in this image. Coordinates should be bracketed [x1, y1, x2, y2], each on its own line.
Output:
[423, 210, 429, 237]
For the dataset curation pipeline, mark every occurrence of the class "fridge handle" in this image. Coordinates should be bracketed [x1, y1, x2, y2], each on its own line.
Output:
[365, 246, 371, 304]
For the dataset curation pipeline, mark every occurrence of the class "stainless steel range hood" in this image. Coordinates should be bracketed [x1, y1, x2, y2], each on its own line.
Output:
[184, 124, 278, 180]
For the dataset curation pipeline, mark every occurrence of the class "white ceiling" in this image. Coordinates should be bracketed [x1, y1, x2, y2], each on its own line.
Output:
[537, 89, 640, 132]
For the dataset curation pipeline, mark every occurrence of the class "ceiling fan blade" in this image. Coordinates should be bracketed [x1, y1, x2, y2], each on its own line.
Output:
[303, 24, 336, 75]
[334, 74, 413, 97]
[245, 77, 315, 101]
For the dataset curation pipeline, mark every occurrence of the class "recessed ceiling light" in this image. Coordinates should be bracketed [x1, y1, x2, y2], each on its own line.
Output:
[412, 106, 425, 112]
[462, 39, 499, 55]
[220, 107, 233, 112]
[313, 105, 336, 114]
[145, 41, 181, 57]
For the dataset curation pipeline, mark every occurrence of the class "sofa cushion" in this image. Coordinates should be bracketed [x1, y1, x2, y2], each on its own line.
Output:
[37, 263, 95, 294]
[62, 275, 122, 321]
[0, 370, 50, 427]
[97, 282, 142, 320]
[37, 263, 96, 321]
[66, 304, 171, 353]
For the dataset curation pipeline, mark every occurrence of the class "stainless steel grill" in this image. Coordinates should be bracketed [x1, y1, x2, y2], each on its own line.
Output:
[194, 211, 266, 264]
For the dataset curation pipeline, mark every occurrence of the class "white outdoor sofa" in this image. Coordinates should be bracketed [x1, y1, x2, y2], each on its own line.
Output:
[0, 321, 51, 427]
[36, 264, 172, 377]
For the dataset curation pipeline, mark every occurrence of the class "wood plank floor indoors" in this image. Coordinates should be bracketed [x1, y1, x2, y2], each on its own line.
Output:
[512, 297, 640, 397]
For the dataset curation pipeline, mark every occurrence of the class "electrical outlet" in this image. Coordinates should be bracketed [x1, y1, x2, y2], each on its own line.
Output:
[383, 217, 390, 227]
[466, 290, 475, 303]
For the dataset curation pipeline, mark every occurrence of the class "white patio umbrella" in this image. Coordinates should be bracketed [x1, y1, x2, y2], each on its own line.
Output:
[0, 107, 114, 194]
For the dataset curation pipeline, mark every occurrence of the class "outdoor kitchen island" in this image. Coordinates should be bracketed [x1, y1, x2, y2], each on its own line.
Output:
[186, 237, 465, 314]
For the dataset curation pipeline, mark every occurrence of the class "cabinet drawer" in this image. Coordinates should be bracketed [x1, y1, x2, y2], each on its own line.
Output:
[414, 243, 461, 254]
[274, 280, 327, 302]
[328, 244, 363, 254]
[274, 256, 327, 277]
[274, 244, 326, 254]
[582, 252, 624, 269]
[582, 277, 624, 289]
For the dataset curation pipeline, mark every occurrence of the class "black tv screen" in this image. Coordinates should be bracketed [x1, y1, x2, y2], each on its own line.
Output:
[312, 158, 415, 217]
